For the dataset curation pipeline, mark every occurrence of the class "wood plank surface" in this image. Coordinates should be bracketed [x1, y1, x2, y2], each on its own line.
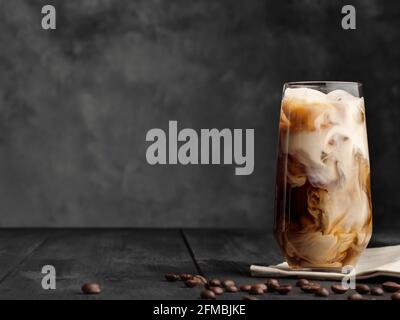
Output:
[0, 229, 398, 299]
[0, 230, 49, 285]
[0, 229, 198, 299]
[183, 229, 399, 300]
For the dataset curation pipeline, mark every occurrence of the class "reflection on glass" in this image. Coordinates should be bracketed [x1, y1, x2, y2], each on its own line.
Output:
[274, 82, 372, 269]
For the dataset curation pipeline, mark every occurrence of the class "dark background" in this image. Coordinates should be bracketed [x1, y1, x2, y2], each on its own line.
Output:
[0, 0, 399, 229]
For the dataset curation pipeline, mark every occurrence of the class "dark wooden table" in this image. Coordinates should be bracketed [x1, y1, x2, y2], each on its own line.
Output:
[0, 228, 398, 300]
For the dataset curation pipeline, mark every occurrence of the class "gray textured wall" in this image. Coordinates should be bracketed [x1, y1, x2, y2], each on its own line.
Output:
[0, 0, 399, 228]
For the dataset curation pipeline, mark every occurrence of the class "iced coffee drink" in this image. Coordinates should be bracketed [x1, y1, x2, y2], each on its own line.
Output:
[274, 82, 372, 269]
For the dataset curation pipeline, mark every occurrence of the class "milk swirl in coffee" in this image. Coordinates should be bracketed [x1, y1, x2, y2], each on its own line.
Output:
[274, 85, 372, 268]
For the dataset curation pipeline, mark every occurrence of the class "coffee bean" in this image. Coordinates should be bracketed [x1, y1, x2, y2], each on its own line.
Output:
[348, 293, 364, 300]
[391, 292, 400, 300]
[253, 283, 268, 292]
[331, 284, 348, 294]
[185, 279, 201, 288]
[265, 278, 278, 285]
[371, 287, 384, 296]
[309, 282, 320, 287]
[249, 286, 264, 295]
[300, 283, 320, 293]
[211, 287, 224, 295]
[180, 274, 193, 281]
[356, 284, 370, 294]
[200, 289, 216, 300]
[315, 287, 330, 297]
[165, 273, 179, 282]
[243, 295, 258, 300]
[382, 281, 400, 292]
[222, 280, 235, 288]
[226, 286, 239, 293]
[81, 282, 101, 294]
[296, 279, 309, 287]
[240, 284, 252, 292]
[194, 275, 207, 284]
[266, 279, 280, 291]
[276, 284, 292, 295]
[209, 279, 222, 287]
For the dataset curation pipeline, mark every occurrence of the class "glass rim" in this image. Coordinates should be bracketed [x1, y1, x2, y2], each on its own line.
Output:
[284, 81, 362, 87]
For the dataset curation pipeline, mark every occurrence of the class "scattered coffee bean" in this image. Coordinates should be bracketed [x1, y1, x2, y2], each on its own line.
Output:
[296, 279, 309, 287]
[276, 284, 292, 295]
[249, 286, 264, 295]
[200, 289, 216, 300]
[315, 287, 330, 297]
[81, 282, 101, 294]
[222, 280, 235, 288]
[185, 279, 201, 288]
[300, 283, 320, 293]
[165, 273, 179, 282]
[211, 287, 224, 295]
[331, 284, 348, 294]
[209, 279, 222, 287]
[382, 281, 400, 292]
[194, 275, 207, 284]
[240, 284, 252, 292]
[253, 283, 268, 292]
[309, 281, 320, 287]
[348, 293, 364, 300]
[226, 286, 239, 293]
[356, 284, 370, 294]
[391, 292, 400, 300]
[266, 279, 280, 291]
[371, 287, 384, 296]
[180, 274, 193, 281]
[243, 295, 258, 300]
[204, 283, 212, 289]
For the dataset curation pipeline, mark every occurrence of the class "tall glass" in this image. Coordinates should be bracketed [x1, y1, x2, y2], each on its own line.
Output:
[274, 82, 372, 269]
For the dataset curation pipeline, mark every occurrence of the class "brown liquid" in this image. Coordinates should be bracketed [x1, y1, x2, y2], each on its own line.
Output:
[274, 89, 372, 269]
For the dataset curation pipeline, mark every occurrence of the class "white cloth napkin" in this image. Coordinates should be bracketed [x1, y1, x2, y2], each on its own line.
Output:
[250, 245, 400, 280]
